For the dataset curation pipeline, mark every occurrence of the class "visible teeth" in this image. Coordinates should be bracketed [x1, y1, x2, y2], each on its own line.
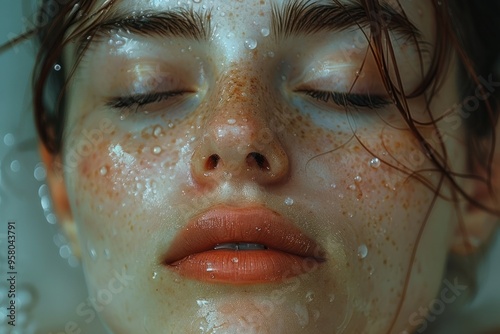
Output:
[214, 243, 267, 250]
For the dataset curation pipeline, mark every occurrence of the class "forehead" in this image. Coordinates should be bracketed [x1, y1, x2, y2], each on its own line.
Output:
[84, 0, 434, 40]
[73, 0, 435, 66]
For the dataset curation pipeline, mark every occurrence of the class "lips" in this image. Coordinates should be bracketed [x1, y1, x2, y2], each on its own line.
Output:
[162, 205, 326, 284]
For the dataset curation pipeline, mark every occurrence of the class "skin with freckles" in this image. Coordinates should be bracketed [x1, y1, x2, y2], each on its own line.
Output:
[42, 0, 500, 333]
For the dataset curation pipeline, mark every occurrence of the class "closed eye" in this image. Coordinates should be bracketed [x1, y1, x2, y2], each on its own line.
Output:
[302, 90, 391, 109]
[106, 91, 186, 111]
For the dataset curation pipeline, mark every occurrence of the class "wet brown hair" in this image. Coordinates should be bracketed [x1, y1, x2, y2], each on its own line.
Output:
[1, 0, 500, 332]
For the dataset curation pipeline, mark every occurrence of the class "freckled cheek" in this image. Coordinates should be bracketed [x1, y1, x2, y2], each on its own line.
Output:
[66, 124, 186, 223]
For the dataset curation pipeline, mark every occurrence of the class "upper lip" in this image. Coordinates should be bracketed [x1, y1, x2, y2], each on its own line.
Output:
[163, 205, 326, 265]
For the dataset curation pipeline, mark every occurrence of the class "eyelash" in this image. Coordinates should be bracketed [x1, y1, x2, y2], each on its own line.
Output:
[107, 91, 184, 110]
[107, 90, 390, 112]
[303, 90, 391, 109]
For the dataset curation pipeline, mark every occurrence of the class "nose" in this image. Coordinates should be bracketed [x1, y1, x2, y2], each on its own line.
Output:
[190, 106, 290, 187]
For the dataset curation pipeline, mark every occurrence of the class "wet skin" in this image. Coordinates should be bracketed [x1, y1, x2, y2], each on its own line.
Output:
[58, 0, 470, 333]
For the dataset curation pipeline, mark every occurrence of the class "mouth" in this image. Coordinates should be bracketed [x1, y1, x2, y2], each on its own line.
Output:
[162, 205, 326, 284]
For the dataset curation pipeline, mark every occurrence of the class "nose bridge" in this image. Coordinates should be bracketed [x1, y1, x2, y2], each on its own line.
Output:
[190, 66, 290, 186]
[217, 67, 264, 121]
[203, 63, 278, 149]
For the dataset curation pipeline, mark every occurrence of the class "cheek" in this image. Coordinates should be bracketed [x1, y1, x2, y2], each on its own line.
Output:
[64, 121, 189, 234]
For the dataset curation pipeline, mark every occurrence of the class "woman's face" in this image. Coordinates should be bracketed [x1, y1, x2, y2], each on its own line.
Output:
[59, 0, 465, 332]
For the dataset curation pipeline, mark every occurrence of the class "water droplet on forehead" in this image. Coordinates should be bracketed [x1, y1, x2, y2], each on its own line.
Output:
[357, 244, 368, 259]
[369, 157, 381, 169]
[227, 118, 236, 124]
[305, 291, 314, 302]
[244, 38, 257, 50]
[261, 27, 270, 37]
[354, 175, 362, 183]
[284, 197, 294, 206]
[152, 271, 158, 280]
[153, 146, 162, 155]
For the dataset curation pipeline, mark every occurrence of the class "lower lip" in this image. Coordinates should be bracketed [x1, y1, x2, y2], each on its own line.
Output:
[168, 250, 322, 284]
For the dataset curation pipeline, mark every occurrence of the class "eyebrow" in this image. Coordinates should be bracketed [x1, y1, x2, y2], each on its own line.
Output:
[76, 0, 421, 54]
[271, 0, 422, 41]
[76, 7, 211, 55]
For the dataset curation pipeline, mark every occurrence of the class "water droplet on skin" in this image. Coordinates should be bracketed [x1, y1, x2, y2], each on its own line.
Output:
[294, 303, 309, 327]
[227, 118, 236, 124]
[100, 166, 108, 176]
[267, 51, 275, 57]
[369, 157, 381, 169]
[88, 243, 97, 261]
[210, 274, 215, 279]
[244, 38, 257, 50]
[284, 197, 294, 206]
[261, 27, 270, 36]
[348, 184, 356, 191]
[54, 64, 61, 71]
[152, 271, 158, 279]
[329, 294, 335, 303]
[197, 299, 209, 307]
[312, 309, 320, 322]
[104, 248, 111, 259]
[153, 146, 162, 155]
[168, 122, 174, 128]
[357, 244, 368, 259]
[153, 126, 163, 137]
[305, 291, 314, 302]
[193, 0, 201, 3]
[231, 257, 239, 263]
[338, 193, 344, 199]
[354, 175, 362, 183]
[330, 183, 337, 188]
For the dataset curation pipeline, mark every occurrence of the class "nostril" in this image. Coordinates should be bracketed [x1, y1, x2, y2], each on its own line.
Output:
[246, 152, 270, 171]
[206, 154, 220, 170]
